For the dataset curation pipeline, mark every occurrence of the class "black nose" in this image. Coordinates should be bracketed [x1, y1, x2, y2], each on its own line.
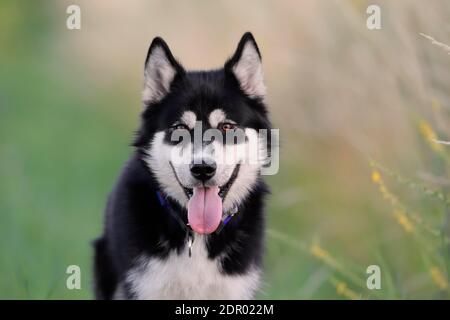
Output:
[190, 161, 217, 182]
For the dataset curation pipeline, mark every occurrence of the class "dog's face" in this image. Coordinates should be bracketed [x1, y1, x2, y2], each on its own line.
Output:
[135, 33, 271, 234]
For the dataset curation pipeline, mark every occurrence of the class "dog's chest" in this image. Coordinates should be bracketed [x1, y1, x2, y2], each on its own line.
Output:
[125, 236, 260, 299]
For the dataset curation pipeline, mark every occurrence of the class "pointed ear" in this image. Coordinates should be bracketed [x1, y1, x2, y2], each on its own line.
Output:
[142, 37, 184, 105]
[225, 32, 266, 99]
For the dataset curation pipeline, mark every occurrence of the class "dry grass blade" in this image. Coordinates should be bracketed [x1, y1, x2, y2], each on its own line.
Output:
[434, 139, 450, 146]
[419, 33, 450, 55]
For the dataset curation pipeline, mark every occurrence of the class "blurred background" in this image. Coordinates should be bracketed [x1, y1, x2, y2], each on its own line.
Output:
[1, 0, 450, 299]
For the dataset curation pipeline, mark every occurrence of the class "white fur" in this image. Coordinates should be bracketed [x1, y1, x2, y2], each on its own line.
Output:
[181, 111, 197, 129]
[144, 131, 190, 206]
[142, 46, 176, 105]
[232, 42, 266, 99]
[221, 128, 263, 211]
[124, 236, 260, 299]
[208, 109, 227, 128]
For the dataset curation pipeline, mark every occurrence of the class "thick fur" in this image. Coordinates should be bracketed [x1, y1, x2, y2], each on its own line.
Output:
[94, 32, 271, 300]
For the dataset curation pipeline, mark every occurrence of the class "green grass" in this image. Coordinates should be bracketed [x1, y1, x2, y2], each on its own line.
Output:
[0, 54, 132, 299]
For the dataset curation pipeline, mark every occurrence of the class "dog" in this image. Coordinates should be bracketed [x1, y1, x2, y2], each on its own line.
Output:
[93, 32, 273, 299]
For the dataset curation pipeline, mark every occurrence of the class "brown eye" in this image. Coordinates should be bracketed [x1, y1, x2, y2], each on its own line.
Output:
[172, 123, 189, 130]
[220, 123, 236, 132]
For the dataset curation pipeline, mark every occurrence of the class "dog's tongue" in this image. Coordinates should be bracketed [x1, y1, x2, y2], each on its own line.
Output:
[187, 186, 222, 234]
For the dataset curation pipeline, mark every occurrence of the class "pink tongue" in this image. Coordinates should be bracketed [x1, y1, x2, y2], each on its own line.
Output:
[187, 186, 222, 234]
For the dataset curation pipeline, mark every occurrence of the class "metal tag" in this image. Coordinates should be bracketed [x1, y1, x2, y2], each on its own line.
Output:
[188, 234, 194, 257]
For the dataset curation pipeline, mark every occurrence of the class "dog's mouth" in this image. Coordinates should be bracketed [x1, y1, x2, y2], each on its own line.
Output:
[168, 162, 240, 202]
[182, 164, 240, 201]
[169, 162, 240, 234]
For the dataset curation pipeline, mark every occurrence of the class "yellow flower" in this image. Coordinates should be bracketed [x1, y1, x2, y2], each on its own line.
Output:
[393, 209, 414, 233]
[371, 171, 381, 183]
[335, 281, 359, 300]
[419, 120, 443, 152]
[371, 170, 398, 206]
[429, 266, 448, 290]
[370, 169, 415, 234]
[309, 244, 348, 275]
[310, 244, 330, 260]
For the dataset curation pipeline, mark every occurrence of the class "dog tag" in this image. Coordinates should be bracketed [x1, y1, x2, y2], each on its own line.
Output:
[188, 234, 194, 257]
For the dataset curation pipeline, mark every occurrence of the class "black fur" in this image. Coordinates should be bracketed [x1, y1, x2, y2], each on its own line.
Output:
[94, 32, 271, 299]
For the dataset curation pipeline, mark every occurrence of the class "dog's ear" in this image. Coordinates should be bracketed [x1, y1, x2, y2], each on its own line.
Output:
[225, 32, 266, 99]
[142, 37, 184, 106]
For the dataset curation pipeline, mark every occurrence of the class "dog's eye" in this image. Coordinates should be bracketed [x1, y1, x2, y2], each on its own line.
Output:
[172, 123, 189, 130]
[219, 122, 236, 132]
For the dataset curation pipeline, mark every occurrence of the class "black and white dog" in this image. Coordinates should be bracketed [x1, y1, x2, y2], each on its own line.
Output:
[94, 32, 273, 299]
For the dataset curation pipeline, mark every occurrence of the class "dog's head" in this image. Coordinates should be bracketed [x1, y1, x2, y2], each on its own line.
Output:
[134, 32, 271, 234]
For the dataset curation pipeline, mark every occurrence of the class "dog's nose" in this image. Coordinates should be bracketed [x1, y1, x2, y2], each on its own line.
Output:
[190, 161, 217, 182]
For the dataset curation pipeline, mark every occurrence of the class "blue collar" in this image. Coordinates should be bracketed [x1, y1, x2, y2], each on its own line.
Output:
[156, 191, 171, 210]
